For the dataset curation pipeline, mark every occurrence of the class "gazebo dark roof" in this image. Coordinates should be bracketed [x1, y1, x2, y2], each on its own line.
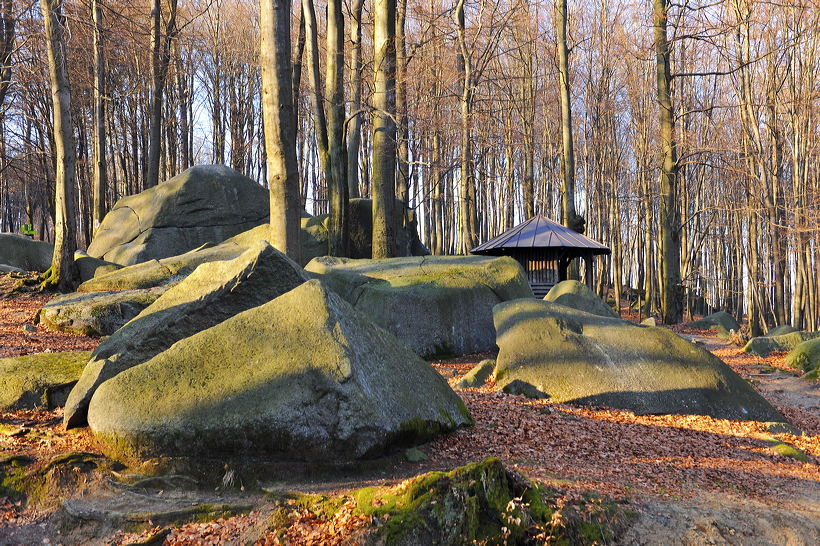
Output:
[470, 215, 610, 256]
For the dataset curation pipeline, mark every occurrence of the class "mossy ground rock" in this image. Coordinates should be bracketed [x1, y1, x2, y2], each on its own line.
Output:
[36, 287, 169, 336]
[544, 280, 619, 319]
[306, 255, 533, 358]
[785, 338, 820, 377]
[0, 351, 91, 410]
[270, 458, 627, 545]
[87, 165, 269, 265]
[744, 331, 820, 357]
[493, 299, 786, 421]
[64, 242, 307, 429]
[87, 280, 471, 462]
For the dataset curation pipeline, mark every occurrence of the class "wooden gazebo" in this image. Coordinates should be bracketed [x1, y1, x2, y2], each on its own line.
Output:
[470, 215, 611, 297]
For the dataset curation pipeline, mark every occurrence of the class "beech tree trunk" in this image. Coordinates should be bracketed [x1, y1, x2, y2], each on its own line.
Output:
[260, 0, 301, 262]
[371, 0, 397, 258]
[40, 0, 78, 291]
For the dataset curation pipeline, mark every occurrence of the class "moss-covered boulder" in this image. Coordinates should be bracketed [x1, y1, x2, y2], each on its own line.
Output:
[35, 287, 169, 336]
[0, 352, 91, 410]
[63, 241, 308, 429]
[785, 338, 820, 377]
[86, 165, 269, 265]
[87, 280, 471, 461]
[744, 331, 820, 357]
[766, 325, 799, 337]
[544, 280, 619, 319]
[306, 255, 533, 358]
[493, 299, 786, 421]
[0, 234, 53, 272]
[77, 241, 249, 292]
[687, 311, 741, 339]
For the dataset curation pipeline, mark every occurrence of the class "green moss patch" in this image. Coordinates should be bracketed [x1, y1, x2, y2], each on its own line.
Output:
[1, 451, 108, 509]
[267, 458, 629, 545]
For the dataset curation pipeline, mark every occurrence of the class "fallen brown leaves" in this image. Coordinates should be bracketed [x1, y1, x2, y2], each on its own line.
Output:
[2, 283, 820, 544]
[0, 274, 99, 358]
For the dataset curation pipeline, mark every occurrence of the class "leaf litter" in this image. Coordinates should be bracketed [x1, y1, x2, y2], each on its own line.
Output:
[1, 274, 819, 543]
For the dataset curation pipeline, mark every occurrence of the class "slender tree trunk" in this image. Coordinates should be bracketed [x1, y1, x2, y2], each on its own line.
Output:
[371, 0, 397, 258]
[557, 0, 580, 233]
[455, 0, 478, 253]
[261, 0, 301, 262]
[40, 0, 78, 291]
[91, 0, 107, 232]
[146, 0, 177, 188]
[326, 0, 348, 256]
[346, 0, 364, 199]
[653, 0, 682, 324]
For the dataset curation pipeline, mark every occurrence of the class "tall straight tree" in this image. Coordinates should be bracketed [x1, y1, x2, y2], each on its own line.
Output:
[556, 0, 582, 233]
[146, 0, 177, 189]
[40, 0, 78, 291]
[653, 0, 682, 324]
[326, 0, 348, 256]
[371, 0, 397, 258]
[260, 0, 301, 262]
[91, 0, 107, 232]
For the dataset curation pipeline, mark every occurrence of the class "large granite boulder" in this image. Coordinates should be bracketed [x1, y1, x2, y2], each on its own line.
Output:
[0, 352, 90, 411]
[64, 241, 308, 428]
[744, 330, 820, 357]
[687, 311, 741, 338]
[87, 280, 471, 462]
[306, 255, 533, 358]
[544, 280, 618, 319]
[36, 287, 170, 336]
[87, 165, 269, 265]
[0, 234, 53, 272]
[785, 338, 820, 378]
[493, 298, 786, 422]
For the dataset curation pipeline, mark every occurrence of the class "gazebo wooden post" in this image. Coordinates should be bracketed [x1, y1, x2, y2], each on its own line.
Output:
[585, 254, 594, 290]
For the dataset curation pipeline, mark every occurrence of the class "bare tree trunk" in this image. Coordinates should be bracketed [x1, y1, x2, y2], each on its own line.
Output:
[653, 0, 682, 324]
[146, 0, 177, 188]
[371, 0, 397, 258]
[455, 0, 478, 253]
[556, 0, 581, 233]
[346, 0, 364, 199]
[326, 0, 348, 256]
[40, 0, 78, 291]
[91, 0, 107, 232]
[261, 0, 301, 262]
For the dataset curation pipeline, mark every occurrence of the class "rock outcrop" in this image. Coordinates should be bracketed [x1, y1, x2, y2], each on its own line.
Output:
[88, 280, 471, 461]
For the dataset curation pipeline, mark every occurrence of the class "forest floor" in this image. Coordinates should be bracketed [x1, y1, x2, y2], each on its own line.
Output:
[1, 273, 820, 544]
